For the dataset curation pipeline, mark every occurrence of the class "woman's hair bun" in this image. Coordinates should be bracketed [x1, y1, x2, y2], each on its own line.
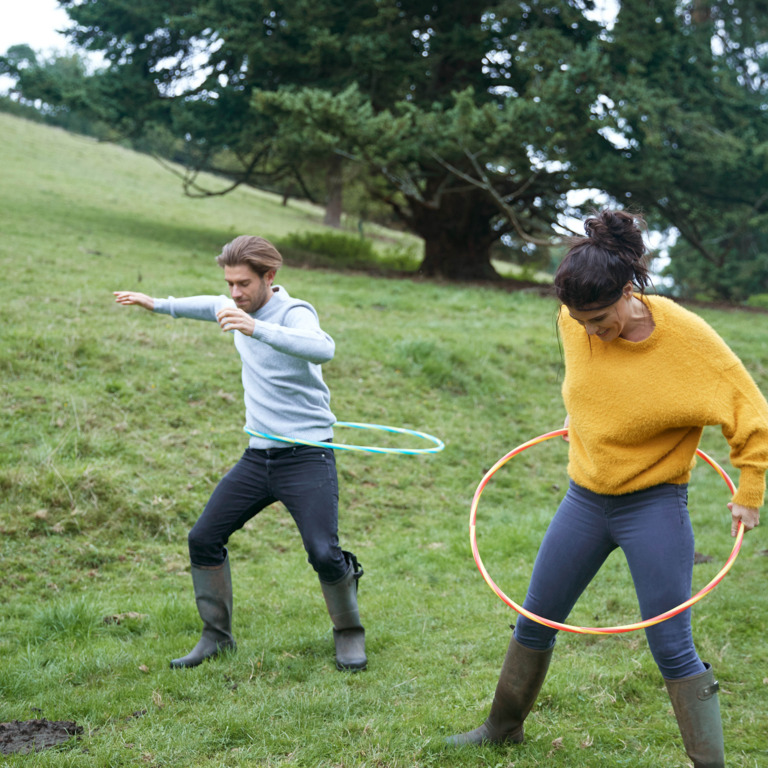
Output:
[553, 208, 651, 309]
[583, 209, 645, 262]
[584, 210, 645, 258]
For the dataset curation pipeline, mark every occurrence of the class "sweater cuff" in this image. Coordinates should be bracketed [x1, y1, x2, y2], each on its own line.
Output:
[153, 298, 171, 315]
[733, 466, 766, 509]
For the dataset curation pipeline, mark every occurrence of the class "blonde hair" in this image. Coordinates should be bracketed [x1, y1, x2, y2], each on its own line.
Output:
[216, 236, 283, 276]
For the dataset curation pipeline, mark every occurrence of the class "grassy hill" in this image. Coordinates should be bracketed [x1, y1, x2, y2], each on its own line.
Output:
[1, 112, 766, 767]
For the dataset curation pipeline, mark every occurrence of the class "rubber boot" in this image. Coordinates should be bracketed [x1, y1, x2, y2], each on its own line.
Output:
[447, 635, 553, 745]
[320, 551, 366, 671]
[170, 556, 236, 669]
[665, 663, 725, 768]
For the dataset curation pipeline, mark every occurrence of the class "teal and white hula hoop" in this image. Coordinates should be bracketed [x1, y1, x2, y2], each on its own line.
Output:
[244, 421, 445, 455]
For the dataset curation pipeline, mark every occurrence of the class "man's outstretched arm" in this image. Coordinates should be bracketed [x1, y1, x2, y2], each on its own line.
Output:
[115, 292, 230, 322]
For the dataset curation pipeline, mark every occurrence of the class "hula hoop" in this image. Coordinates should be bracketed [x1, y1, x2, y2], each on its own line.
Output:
[243, 421, 444, 455]
[470, 428, 744, 635]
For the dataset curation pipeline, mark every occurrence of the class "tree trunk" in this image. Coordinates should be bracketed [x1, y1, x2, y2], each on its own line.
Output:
[410, 190, 500, 280]
[691, 0, 710, 25]
[323, 153, 343, 228]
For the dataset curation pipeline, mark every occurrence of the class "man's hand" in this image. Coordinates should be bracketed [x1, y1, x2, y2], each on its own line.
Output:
[728, 502, 760, 537]
[114, 291, 154, 311]
[216, 307, 255, 336]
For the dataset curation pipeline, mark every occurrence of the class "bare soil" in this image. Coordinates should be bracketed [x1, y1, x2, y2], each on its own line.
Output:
[0, 719, 82, 755]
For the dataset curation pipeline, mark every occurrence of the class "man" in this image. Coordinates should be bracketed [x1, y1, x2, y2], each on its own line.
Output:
[114, 235, 366, 672]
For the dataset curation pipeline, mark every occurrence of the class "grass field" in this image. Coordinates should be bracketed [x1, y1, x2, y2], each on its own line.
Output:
[1, 111, 767, 767]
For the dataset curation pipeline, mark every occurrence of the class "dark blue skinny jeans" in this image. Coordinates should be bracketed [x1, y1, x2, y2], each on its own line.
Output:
[514, 480, 706, 680]
[187, 444, 348, 583]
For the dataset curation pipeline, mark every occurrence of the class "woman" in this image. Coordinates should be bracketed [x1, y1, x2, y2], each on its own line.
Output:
[448, 210, 768, 767]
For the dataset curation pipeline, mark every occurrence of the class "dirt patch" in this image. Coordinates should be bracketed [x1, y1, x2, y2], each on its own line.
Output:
[0, 719, 83, 755]
[103, 611, 148, 625]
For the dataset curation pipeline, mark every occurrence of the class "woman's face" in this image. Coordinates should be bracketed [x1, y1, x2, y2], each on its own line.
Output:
[567, 286, 634, 343]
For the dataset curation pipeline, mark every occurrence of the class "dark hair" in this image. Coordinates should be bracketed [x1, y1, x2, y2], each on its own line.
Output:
[554, 210, 651, 310]
[216, 235, 283, 276]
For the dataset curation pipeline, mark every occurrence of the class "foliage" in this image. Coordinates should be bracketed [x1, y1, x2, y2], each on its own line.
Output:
[2, 112, 768, 767]
[278, 231, 378, 262]
[57, 0, 441, 226]
[745, 293, 768, 310]
[43, 0, 605, 278]
[0, 45, 115, 138]
[275, 230, 422, 272]
[3, 1, 768, 293]
[544, 1, 768, 301]
[662, 225, 768, 302]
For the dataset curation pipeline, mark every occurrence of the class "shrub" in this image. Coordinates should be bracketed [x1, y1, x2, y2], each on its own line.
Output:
[276, 230, 421, 272]
[745, 293, 768, 310]
[277, 231, 377, 267]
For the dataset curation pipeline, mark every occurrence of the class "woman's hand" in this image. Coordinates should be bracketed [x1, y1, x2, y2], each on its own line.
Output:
[216, 307, 255, 336]
[727, 502, 760, 537]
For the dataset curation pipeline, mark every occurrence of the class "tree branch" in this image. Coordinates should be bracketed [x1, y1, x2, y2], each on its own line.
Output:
[430, 148, 557, 247]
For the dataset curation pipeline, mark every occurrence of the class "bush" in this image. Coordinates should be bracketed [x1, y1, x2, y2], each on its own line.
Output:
[277, 231, 377, 266]
[276, 230, 420, 272]
[745, 293, 768, 310]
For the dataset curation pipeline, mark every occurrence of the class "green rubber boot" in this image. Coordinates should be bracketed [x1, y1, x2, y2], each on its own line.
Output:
[170, 556, 236, 669]
[320, 551, 366, 671]
[447, 635, 553, 745]
[665, 663, 725, 768]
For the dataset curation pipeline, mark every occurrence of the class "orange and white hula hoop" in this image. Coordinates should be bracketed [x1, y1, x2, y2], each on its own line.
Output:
[470, 429, 744, 635]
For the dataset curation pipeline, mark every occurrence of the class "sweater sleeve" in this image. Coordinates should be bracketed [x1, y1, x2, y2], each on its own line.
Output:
[153, 295, 233, 321]
[250, 305, 335, 364]
[715, 360, 768, 508]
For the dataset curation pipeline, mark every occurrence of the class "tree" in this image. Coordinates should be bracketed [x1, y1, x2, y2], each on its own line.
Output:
[0, 46, 102, 134]
[542, 0, 768, 300]
[57, 0, 603, 278]
[59, 0, 424, 227]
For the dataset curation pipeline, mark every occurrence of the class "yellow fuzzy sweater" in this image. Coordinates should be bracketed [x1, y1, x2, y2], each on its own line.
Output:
[560, 295, 768, 507]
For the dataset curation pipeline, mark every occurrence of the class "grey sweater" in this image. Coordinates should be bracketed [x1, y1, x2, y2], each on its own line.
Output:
[154, 285, 336, 449]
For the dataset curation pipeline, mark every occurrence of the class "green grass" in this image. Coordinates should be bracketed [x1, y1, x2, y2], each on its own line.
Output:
[1, 111, 767, 767]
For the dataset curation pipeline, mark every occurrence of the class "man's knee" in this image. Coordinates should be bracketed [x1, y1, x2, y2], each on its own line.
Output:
[187, 525, 224, 566]
[307, 541, 346, 581]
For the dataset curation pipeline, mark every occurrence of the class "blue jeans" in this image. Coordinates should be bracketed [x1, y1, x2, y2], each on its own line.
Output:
[514, 481, 706, 680]
[187, 444, 347, 583]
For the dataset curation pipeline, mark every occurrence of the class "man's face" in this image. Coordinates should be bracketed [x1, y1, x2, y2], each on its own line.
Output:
[224, 264, 275, 314]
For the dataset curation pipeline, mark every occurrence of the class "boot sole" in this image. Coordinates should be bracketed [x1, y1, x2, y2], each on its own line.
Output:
[336, 659, 367, 672]
[169, 642, 236, 669]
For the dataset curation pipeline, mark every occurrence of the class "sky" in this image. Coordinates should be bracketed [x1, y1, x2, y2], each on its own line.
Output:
[0, 0, 73, 55]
